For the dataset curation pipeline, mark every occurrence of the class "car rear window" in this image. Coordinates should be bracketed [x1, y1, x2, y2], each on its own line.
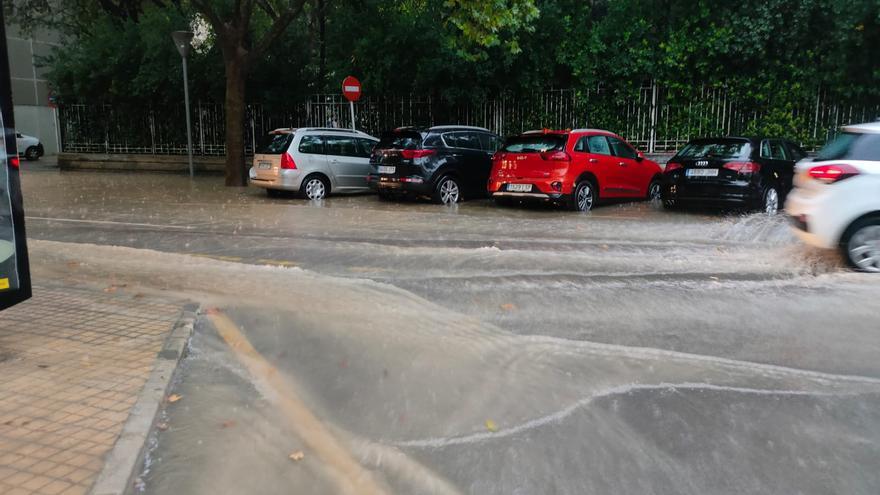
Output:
[502, 134, 568, 153]
[815, 132, 880, 161]
[376, 130, 424, 150]
[677, 140, 750, 160]
[256, 133, 294, 154]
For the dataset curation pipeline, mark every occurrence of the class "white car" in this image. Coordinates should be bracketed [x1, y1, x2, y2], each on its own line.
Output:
[785, 121, 880, 271]
[249, 127, 378, 199]
[15, 132, 43, 161]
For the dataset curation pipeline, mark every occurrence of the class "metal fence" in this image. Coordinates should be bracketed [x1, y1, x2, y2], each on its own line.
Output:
[59, 85, 879, 156]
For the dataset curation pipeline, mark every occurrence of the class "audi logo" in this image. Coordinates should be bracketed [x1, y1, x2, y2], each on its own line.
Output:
[696, 160, 709, 166]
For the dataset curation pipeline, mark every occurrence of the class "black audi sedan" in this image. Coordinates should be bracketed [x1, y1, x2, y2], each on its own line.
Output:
[367, 126, 501, 205]
[661, 137, 807, 214]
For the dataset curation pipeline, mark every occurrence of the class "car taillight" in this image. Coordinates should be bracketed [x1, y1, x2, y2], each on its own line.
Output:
[665, 162, 682, 173]
[808, 164, 860, 184]
[400, 149, 436, 159]
[280, 153, 296, 169]
[723, 161, 761, 174]
[9, 156, 19, 168]
[540, 151, 570, 161]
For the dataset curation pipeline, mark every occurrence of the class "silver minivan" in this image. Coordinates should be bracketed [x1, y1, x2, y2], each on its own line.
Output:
[249, 127, 379, 199]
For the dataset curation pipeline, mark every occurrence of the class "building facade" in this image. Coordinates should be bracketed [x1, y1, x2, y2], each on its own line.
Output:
[4, 22, 60, 155]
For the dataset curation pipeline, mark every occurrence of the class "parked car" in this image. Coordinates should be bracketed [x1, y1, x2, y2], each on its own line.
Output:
[661, 137, 807, 214]
[249, 127, 379, 199]
[368, 126, 501, 204]
[15, 133, 43, 161]
[487, 129, 663, 211]
[786, 121, 880, 271]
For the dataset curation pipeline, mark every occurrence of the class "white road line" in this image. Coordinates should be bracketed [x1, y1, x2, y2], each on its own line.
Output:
[26, 216, 194, 230]
[394, 382, 865, 449]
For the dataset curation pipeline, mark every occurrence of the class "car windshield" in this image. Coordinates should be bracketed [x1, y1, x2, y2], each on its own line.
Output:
[6, 3, 880, 495]
[816, 132, 880, 161]
[503, 134, 567, 153]
[376, 130, 423, 150]
[677, 140, 750, 159]
[256, 133, 294, 154]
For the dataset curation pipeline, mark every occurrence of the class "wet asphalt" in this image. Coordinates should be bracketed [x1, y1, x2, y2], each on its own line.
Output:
[19, 164, 880, 494]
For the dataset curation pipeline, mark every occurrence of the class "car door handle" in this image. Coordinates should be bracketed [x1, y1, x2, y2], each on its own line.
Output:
[618, 162, 627, 167]
[589, 158, 599, 164]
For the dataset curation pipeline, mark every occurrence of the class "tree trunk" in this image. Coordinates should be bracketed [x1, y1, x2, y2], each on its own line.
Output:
[224, 56, 248, 187]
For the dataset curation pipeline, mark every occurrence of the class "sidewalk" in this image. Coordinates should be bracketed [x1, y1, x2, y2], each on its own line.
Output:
[0, 286, 194, 495]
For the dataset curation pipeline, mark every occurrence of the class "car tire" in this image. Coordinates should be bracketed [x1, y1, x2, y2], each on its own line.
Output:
[761, 186, 780, 215]
[266, 188, 283, 198]
[662, 199, 678, 210]
[299, 174, 330, 200]
[433, 176, 461, 205]
[841, 216, 880, 273]
[568, 180, 597, 212]
[377, 189, 394, 201]
[646, 179, 662, 202]
[25, 146, 40, 161]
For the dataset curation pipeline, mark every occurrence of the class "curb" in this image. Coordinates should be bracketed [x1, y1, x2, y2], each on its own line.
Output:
[88, 303, 200, 495]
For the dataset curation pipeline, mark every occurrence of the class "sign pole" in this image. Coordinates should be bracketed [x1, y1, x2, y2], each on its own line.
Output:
[341, 76, 362, 131]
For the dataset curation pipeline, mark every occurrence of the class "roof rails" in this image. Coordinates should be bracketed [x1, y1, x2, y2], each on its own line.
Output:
[299, 127, 365, 134]
[428, 125, 491, 132]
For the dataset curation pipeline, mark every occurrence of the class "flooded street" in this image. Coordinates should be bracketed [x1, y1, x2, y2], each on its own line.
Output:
[21, 166, 880, 494]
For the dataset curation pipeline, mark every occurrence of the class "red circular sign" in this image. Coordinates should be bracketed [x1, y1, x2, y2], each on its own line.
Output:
[342, 76, 361, 102]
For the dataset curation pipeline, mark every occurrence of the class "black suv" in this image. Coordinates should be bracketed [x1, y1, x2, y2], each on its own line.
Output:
[662, 137, 808, 214]
[368, 126, 501, 204]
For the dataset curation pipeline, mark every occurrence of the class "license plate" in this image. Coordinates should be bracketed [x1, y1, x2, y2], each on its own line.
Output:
[507, 183, 532, 192]
[686, 169, 719, 177]
[258, 161, 272, 170]
[378, 166, 396, 174]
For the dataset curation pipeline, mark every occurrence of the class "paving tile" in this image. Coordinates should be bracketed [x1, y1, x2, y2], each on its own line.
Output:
[0, 287, 184, 493]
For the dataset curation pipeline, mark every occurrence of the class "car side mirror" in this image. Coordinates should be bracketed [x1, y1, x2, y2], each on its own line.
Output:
[636, 151, 645, 162]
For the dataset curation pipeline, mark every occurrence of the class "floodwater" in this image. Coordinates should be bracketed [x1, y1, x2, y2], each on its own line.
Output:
[21, 166, 880, 494]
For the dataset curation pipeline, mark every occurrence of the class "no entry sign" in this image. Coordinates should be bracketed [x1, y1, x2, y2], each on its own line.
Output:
[342, 76, 361, 102]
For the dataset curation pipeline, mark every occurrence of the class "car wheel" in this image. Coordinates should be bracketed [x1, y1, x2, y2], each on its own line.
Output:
[842, 217, 880, 273]
[300, 175, 329, 200]
[377, 189, 394, 201]
[662, 199, 678, 210]
[25, 146, 40, 161]
[647, 179, 662, 202]
[762, 186, 779, 215]
[433, 176, 461, 205]
[568, 180, 596, 212]
[266, 188, 282, 198]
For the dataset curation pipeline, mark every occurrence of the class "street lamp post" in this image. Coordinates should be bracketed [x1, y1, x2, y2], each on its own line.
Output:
[171, 31, 195, 178]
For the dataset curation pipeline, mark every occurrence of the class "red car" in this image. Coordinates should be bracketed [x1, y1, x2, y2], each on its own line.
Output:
[488, 129, 663, 211]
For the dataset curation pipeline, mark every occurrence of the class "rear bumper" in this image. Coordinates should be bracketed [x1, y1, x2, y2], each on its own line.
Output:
[368, 174, 432, 195]
[662, 179, 762, 207]
[488, 179, 568, 203]
[248, 167, 304, 191]
[784, 187, 841, 249]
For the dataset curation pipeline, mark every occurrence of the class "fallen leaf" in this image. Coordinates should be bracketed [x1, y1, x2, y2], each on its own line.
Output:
[289, 451, 305, 461]
[500, 303, 517, 311]
[485, 419, 498, 432]
[221, 420, 236, 429]
[167, 394, 183, 403]
[66, 261, 81, 268]
[156, 422, 169, 431]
